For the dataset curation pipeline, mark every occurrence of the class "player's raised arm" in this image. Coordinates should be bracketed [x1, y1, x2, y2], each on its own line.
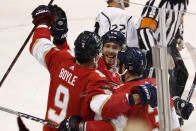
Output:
[30, 5, 73, 72]
[30, 5, 56, 68]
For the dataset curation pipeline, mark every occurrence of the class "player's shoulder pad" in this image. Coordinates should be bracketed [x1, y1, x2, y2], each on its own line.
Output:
[54, 48, 75, 60]
[88, 69, 106, 80]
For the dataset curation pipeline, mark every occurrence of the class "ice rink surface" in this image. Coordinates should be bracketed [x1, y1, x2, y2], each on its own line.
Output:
[0, 0, 195, 130]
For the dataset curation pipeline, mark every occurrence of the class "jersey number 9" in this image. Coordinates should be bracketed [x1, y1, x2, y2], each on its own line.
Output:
[48, 85, 69, 124]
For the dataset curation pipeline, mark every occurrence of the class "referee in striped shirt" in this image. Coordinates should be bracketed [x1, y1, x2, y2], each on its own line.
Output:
[137, 0, 189, 74]
[137, 0, 194, 126]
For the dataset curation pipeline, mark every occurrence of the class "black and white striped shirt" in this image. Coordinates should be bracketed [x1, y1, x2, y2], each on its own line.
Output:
[138, 0, 189, 51]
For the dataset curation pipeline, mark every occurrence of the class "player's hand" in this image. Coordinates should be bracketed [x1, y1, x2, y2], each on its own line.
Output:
[32, 5, 53, 26]
[17, 117, 29, 131]
[173, 96, 194, 120]
[128, 84, 157, 107]
[135, 84, 157, 108]
[49, 4, 68, 45]
[58, 115, 82, 131]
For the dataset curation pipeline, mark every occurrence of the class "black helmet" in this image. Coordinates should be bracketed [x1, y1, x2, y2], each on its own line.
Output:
[74, 31, 102, 64]
[118, 47, 147, 76]
[102, 30, 126, 47]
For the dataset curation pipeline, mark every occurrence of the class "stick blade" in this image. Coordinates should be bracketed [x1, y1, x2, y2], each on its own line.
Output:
[193, 72, 196, 85]
[185, 42, 196, 70]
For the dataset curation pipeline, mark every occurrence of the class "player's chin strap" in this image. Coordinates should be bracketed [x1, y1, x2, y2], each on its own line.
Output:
[119, 69, 127, 82]
[109, 56, 118, 72]
[119, 69, 127, 76]
[93, 57, 99, 69]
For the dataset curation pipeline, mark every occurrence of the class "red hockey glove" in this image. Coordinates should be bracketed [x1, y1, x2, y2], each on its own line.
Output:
[32, 5, 53, 26]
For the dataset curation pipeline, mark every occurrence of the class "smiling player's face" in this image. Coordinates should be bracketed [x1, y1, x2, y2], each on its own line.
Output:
[102, 42, 121, 68]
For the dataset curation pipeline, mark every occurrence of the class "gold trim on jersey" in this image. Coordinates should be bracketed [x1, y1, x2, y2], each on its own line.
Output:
[43, 48, 51, 66]
[30, 39, 39, 54]
[91, 92, 112, 117]
[109, 121, 117, 131]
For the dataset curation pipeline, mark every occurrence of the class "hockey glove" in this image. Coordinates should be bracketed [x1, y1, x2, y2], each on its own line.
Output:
[58, 116, 82, 131]
[135, 84, 157, 108]
[173, 96, 194, 120]
[17, 117, 29, 131]
[32, 5, 53, 26]
[49, 4, 68, 45]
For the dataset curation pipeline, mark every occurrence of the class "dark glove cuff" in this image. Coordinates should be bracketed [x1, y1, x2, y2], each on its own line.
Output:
[53, 38, 66, 45]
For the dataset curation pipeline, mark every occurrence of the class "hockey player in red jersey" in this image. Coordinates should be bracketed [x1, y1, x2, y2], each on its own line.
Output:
[31, 5, 111, 131]
[116, 47, 181, 131]
[112, 47, 193, 131]
[97, 30, 125, 85]
[29, 5, 158, 131]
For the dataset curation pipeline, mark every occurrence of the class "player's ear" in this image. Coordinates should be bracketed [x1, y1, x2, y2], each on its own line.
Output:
[122, 64, 126, 72]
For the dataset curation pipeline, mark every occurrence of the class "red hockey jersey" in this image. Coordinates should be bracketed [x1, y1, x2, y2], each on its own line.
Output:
[97, 57, 121, 85]
[113, 77, 178, 131]
[30, 25, 112, 131]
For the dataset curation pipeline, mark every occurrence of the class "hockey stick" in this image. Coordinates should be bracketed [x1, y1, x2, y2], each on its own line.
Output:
[185, 42, 196, 70]
[148, 67, 154, 78]
[184, 42, 196, 102]
[186, 72, 196, 102]
[0, 106, 58, 127]
[0, 0, 54, 88]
